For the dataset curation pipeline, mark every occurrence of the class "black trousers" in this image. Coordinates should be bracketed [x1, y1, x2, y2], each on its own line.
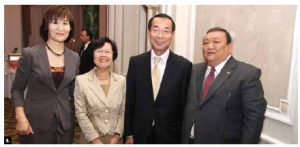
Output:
[189, 138, 240, 144]
[188, 138, 195, 144]
[19, 116, 74, 144]
[147, 125, 159, 144]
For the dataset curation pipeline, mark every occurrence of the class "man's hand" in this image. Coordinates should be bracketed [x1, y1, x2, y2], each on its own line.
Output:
[125, 136, 134, 144]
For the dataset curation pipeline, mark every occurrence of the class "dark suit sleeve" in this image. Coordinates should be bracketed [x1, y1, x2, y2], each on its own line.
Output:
[124, 57, 136, 137]
[11, 48, 32, 107]
[184, 62, 192, 98]
[240, 68, 267, 143]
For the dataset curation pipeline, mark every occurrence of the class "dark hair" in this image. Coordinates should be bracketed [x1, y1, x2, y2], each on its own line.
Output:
[148, 13, 175, 32]
[206, 27, 231, 44]
[91, 37, 118, 61]
[39, 6, 75, 43]
[82, 28, 93, 40]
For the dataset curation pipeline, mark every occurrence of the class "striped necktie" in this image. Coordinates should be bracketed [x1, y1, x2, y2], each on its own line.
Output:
[200, 67, 215, 101]
[152, 56, 161, 100]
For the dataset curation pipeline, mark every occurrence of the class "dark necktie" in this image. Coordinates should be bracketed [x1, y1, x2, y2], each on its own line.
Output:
[200, 67, 215, 101]
[79, 45, 85, 56]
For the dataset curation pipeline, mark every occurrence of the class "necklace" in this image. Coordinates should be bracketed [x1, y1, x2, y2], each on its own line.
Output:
[45, 43, 64, 56]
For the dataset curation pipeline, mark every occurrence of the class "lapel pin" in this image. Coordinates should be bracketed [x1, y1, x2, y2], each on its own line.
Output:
[226, 71, 231, 75]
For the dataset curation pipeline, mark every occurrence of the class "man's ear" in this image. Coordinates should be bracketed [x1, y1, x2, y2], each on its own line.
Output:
[147, 30, 150, 39]
[228, 43, 233, 53]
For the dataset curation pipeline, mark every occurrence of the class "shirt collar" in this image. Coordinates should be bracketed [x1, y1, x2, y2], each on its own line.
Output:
[207, 54, 232, 75]
[84, 41, 91, 48]
[151, 49, 170, 65]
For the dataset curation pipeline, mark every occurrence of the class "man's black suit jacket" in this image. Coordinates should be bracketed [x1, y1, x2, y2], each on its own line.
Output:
[124, 51, 192, 144]
[79, 42, 94, 74]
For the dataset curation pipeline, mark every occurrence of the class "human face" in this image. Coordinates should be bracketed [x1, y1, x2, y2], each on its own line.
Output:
[202, 31, 232, 67]
[80, 31, 90, 44]
[93, 43, 113, 70]
[48, 17, 71, 43]
[148, 17, 174, 56]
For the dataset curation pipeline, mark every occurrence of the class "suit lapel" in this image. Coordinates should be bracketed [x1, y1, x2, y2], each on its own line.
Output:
[158, 51, 175, 100]
[202, 57, 236, 103]
[106, 72, 119, 104]
[58, 48, 73, 91]
[88, 69, 110, 107]
[38, 43, 57, 92]
[195, 64, 207, 105]
[142, 52, 154, 101]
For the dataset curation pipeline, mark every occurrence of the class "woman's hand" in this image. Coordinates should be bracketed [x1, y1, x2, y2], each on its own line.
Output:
[16, 118, 34, 135]
[90, 138, 103, 144]
[110, 134, 121, 144]
[15, 107, 34, 135]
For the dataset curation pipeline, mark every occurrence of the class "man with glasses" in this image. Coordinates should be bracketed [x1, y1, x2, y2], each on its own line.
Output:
[124, 13, 192, 144]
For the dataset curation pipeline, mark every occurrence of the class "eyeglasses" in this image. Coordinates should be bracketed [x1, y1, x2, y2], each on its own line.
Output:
[95, 49, 112, 55]
[150, 27, 172, 36]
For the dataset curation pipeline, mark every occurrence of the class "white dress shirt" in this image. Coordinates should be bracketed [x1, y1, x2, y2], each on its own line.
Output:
[83, 41, 91, 51]
[151, 49, 170, 83]
[80, 41, 91, 56]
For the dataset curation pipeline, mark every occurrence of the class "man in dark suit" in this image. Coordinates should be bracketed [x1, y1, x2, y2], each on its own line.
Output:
[181, 27, 267, 144]
[124, 13, 192, 144]
[79, 28, 94, 74]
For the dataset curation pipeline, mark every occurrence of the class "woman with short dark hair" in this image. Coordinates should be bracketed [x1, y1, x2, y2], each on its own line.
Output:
[11, 6, 79, 143]
[74, 37, 125, 144]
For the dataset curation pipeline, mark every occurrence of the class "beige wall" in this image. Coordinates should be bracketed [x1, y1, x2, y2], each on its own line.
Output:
[4, 5, 22, 61]
[108, 5, 147, 75]
[194, 5, 297, 108]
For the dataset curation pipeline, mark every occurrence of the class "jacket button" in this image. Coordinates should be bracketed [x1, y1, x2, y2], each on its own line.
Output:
[105, 120, 108, 123]
[105, 109, 108, 113]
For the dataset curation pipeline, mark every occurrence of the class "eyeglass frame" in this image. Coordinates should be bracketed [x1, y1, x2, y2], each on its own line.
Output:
[150, 26, 173, 36]
[94, 48, 113, 55]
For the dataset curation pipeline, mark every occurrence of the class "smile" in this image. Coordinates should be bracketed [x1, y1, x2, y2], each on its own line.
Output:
[207, 52, 216, 55]
[100, 59, 109, 62]
[56, 33, 66, 36]
[155, 41, 165, 45]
